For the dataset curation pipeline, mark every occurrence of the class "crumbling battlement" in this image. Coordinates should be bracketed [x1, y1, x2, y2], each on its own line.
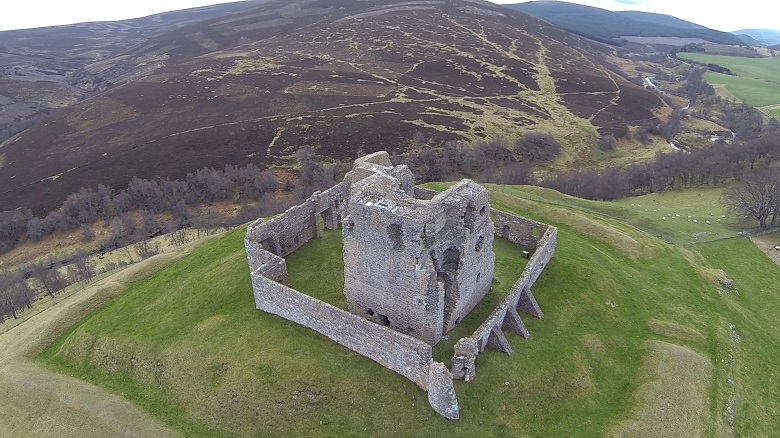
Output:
[245, 151, 556, 420]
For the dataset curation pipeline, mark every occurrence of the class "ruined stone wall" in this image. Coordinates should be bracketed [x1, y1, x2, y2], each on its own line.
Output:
[452, 225, 557, 381]
[245, 158, 460, 419]
[469, 226, 557, 350]
[491, 209, 550, 248]
[251, 272, 434, 387]
[245, 181, 348, 257]
[245, 238, 289, 283]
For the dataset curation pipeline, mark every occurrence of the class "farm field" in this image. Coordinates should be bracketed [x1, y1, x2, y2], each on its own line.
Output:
[27, 184, 780, 436]
[677, 53, 780, 109]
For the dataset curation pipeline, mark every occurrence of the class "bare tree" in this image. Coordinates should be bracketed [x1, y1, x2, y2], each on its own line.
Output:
[103, 217, 124, 250]
[69, 249, 95, 283]
[515, 132, 562, 162]
[141, 209, 160, 238]
[121, 212, 137, 237]
[0, 272, 34, 320]
[195, 206, 222, 235]
[500, 162, 533, 185]
[135, 237, 160, 260]
[724, 167, 780, 228]
[26, 217, 44, 242]
[168, 229, 191, 247]
[81, 224, 96, 242]
[29, 259, 66, 298]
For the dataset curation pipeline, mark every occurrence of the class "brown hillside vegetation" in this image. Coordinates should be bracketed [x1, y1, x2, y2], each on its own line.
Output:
[0, 0, 664, 214]
[0, 2, 264, 147]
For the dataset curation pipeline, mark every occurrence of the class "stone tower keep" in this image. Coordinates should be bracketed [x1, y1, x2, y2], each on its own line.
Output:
[342, 158, 495, 345]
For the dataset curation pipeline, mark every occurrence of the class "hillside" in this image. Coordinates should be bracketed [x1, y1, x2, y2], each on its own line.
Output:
[734, 33, 765, 47]
[732, 29, 780, 47]
[0, 0, 665, 214]
[507, 1, 744, 46]
[0, 2, 263, 145]
[34, 184, 780, 436]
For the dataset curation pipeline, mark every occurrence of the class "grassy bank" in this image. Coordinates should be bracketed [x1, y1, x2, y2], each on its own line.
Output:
[38, 185, 780, 436]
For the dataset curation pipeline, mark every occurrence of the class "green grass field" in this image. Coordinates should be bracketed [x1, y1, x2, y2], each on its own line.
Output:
[37, 185, 780, 436]
[677, 53, 780, 108]
[703, 72, 780, 107]
[765, 107, 780, 119]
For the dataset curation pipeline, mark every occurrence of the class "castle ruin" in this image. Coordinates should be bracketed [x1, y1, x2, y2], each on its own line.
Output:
[343, 163, 495, 345]
[245, 151, 557, 419]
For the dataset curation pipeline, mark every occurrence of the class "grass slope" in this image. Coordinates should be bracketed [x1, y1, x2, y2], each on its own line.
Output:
[38, 185, 780, 436]
[677, 53, 780, 108]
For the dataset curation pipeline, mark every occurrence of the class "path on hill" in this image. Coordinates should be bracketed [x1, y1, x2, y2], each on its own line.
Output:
[0, 250, 195, 437]
[752, 232, 780, 269]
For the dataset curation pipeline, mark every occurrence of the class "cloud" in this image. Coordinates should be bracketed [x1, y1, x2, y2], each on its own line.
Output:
[613, 0, 650, 5]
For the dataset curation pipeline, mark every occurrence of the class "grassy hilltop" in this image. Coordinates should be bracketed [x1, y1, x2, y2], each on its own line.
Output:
[37, 185, 780, 436]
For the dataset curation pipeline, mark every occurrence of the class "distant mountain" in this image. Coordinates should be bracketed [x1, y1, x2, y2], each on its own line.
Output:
[506, 1, 744, 46]
[0, 0, 664, 214]
[732, 29, 780, 47]
[734, 33, 765, 47]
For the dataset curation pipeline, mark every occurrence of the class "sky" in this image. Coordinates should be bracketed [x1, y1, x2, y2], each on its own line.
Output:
[0, 0, 773, 33]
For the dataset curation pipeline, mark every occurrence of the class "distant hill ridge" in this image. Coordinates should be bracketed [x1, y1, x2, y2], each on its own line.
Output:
[734, 33, 765, 47]
[507, 1, 744, 46]
[732, 29, 780, 47]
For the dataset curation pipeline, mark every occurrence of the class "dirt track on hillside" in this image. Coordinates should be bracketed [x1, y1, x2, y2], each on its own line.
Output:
[0, 248, 200, 437]
[752, 232, 780, 269]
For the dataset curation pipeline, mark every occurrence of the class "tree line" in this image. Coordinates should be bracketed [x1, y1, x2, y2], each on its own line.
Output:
[0, 249, 95, 323]
[0, 163, 280, 254]
[540, 106, 780, 202]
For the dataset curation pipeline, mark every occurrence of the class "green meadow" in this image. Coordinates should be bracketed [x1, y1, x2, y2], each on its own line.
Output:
[38, 185, 780, 436]
[677, 53, 780, 108]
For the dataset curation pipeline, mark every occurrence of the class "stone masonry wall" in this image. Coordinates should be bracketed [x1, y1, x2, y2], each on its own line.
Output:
[470, 226, 557, 349]
[343, 175, 494, 345]
[492, 209, 550, 248]
[245, 180, 348, 258]
[452, 225, 557, 381]
[417, 187, 549, 249]
[251, 272, 434, 388]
